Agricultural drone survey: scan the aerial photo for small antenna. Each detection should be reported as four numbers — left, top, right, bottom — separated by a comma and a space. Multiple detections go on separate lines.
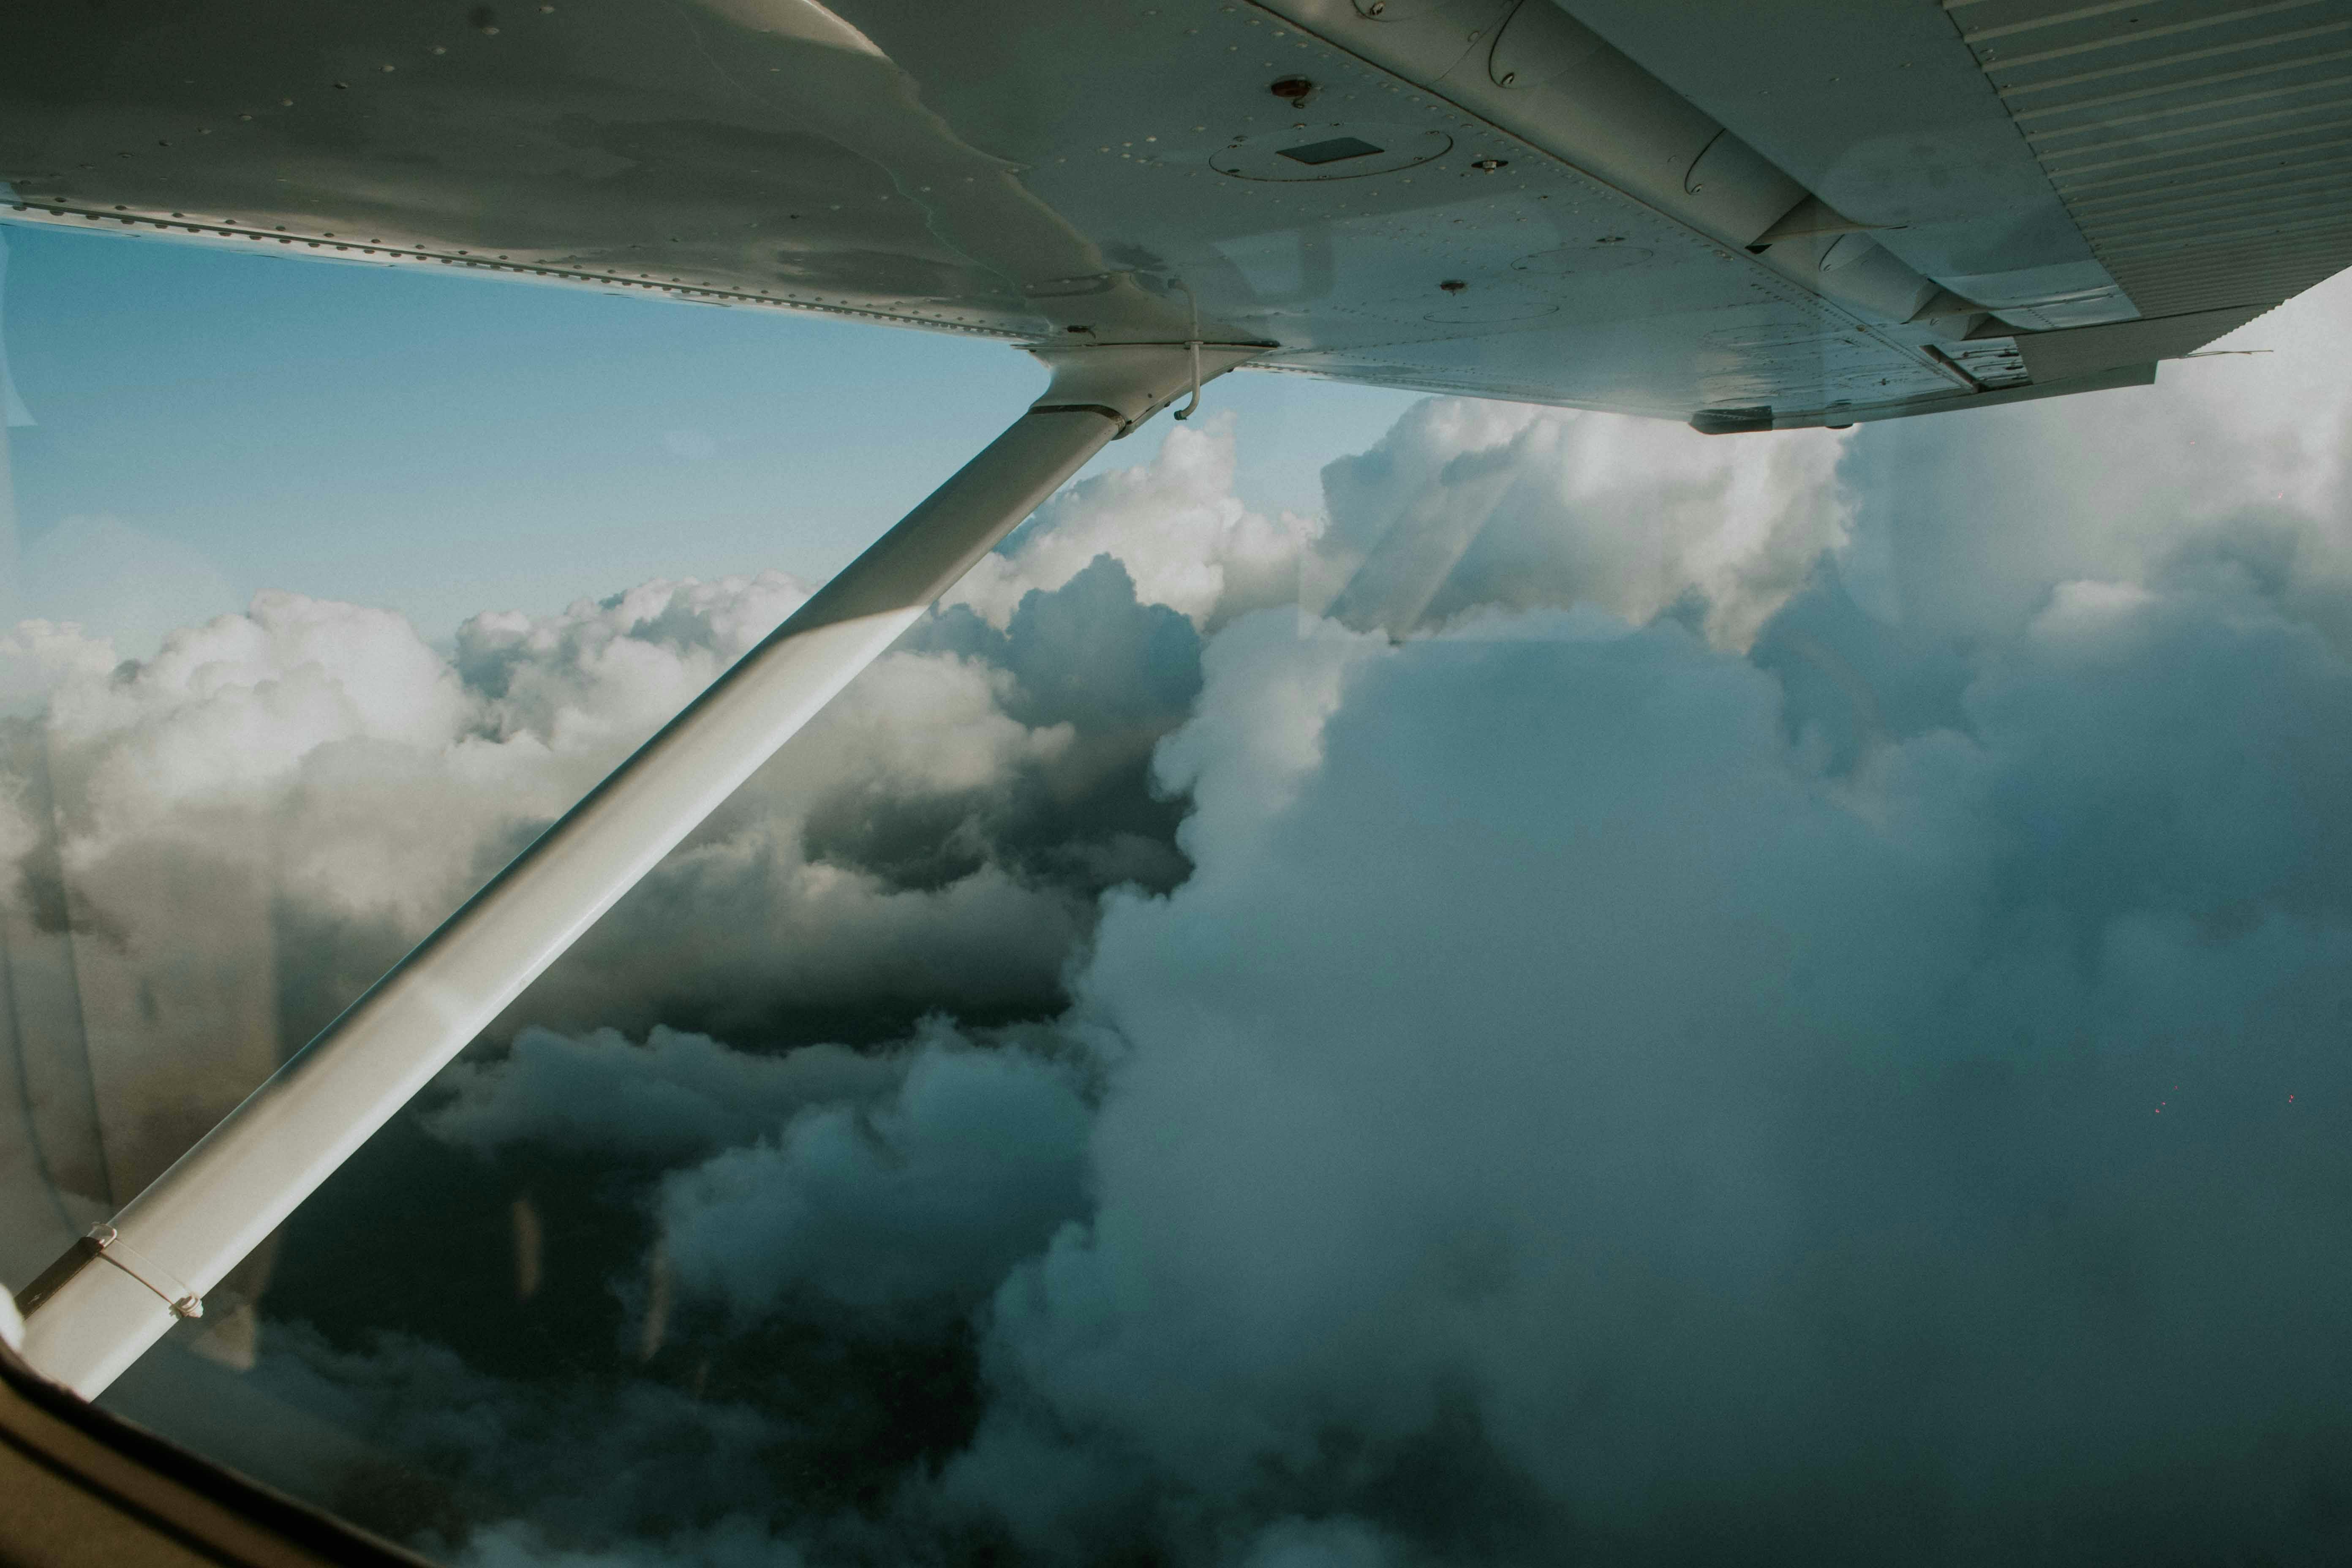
1171, 278, 1203, 420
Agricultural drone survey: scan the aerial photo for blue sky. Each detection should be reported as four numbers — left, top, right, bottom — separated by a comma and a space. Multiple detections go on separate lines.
0, 218, 1418, 649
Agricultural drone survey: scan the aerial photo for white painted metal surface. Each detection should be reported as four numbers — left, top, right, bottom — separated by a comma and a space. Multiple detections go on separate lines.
8, 0, 2334, 431
16, 343, 1251, 1399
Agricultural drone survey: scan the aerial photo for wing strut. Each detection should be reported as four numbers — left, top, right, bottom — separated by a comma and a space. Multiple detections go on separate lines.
15, 342, 1256, 1399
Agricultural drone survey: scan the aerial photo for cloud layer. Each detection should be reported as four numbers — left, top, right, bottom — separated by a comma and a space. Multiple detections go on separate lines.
11, 279, 2352, 1566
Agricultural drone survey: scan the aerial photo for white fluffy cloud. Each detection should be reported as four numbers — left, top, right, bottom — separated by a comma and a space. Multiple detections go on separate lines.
1835, 301, 2352, 655
1311, 395, 1851, 649
947, 411, 1319, 632
0, 547, 1164, 1204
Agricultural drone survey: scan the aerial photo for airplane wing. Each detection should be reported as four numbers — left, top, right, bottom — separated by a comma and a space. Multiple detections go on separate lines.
3, 0, 2340, 433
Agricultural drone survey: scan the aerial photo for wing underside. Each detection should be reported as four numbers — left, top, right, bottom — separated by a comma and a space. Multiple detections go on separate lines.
0, 0, 2342, 430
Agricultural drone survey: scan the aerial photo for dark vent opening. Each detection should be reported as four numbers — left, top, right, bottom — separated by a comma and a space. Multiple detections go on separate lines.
1277, 136, 1384, 167
1689, 405, 1775, 436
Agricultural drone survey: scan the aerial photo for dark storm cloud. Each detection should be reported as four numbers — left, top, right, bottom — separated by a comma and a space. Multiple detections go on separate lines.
956, 587, 2352, 1564
656, 1021, 1094, 1326
426, 1026, 903, 1165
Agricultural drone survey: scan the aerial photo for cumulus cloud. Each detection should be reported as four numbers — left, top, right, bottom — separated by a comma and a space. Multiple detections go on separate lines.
947, 411, 1318, 632
426, 1017, 1095, 1328
0, 534, 1215, 1203
1834, 304, 2352, 657
655, 1020, 1093, 1325
1, 387, 1859, 1185
0, 618, 114, 717
18, 276, 2352, 1566
1311, 397, 1849, 648
425, 1025, 902, 1166
953, 586, 2352, 1560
